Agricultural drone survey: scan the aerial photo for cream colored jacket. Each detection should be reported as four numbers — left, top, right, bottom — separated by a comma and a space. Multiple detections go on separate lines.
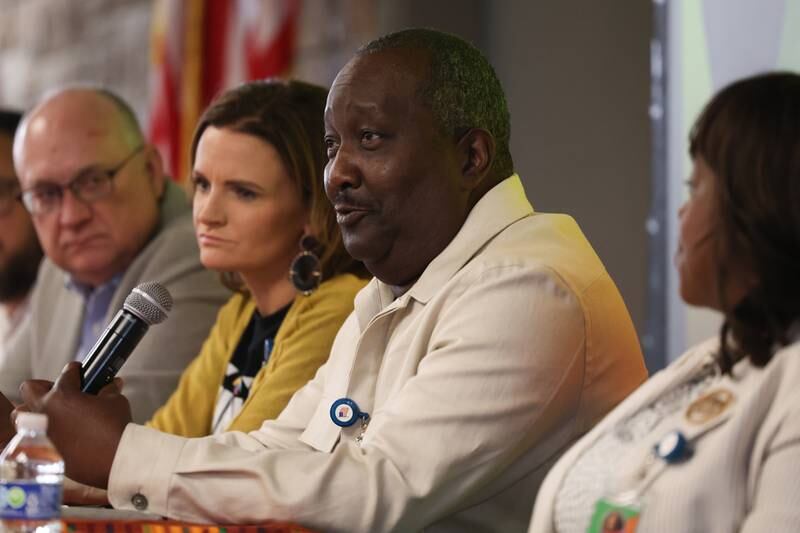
528, 337, 800, 533
107, 175, 646, 532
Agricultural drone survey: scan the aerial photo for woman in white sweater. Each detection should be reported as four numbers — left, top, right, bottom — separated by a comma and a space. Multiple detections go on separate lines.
529, 72, 800, 533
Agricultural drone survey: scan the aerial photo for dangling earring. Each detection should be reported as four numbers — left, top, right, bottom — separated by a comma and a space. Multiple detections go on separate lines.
289, 235, 322, 295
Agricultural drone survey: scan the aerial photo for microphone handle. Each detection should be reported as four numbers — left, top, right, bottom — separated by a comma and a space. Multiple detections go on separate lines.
80, 309, 149, 394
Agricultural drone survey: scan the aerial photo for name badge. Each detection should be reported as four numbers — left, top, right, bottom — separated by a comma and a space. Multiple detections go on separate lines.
587, 497, 640, 533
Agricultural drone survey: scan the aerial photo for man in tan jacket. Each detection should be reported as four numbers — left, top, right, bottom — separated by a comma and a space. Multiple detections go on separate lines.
18, 30, 646, 532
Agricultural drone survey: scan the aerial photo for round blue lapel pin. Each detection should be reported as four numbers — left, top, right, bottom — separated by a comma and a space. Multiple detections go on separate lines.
655, 430, 691, 464
330, 398, 364, 427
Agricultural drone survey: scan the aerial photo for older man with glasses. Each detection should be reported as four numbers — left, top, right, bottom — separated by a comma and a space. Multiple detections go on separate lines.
0, 110, 42, 364
1, 87, 229, 422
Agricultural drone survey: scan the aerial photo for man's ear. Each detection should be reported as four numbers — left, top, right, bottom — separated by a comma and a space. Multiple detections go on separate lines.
143, 144, 166, 199
457, 128, 495, 189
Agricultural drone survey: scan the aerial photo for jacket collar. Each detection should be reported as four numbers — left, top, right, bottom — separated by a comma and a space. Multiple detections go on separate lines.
407, 174, 533, 304
354, 174, 533, 329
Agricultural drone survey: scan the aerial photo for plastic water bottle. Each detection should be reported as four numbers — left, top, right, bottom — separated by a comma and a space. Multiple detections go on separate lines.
0, 413, 64, 533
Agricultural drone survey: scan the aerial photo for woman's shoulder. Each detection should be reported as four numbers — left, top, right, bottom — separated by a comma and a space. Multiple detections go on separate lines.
282, 274, 368, 331
322, 273, 371, 293
301, 273, 369, 306
773, 338, 800, 361
659, 337, 720, 376
751, 339, 800, 402
609, 338, 720, 414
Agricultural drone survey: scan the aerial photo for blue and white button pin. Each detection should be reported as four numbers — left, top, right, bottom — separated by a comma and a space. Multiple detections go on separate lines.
330, 398, 367, 427
655, 430, 690, 464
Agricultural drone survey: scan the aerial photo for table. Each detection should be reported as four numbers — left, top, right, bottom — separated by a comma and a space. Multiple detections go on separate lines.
62, 520, 314, 533
60, 506, 315, 533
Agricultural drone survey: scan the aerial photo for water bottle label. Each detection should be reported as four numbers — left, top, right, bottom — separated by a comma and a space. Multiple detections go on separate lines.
0, 482, 62, 520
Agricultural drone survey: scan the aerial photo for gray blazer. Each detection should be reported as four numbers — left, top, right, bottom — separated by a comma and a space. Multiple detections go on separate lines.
1, 182, 230, 422
528, 337, 800, 533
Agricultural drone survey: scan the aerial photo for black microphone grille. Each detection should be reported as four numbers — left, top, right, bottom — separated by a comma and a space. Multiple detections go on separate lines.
123, 282, 173, 325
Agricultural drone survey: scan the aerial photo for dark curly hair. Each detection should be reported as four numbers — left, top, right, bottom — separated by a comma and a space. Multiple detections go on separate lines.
358, 28, 513, 182
190, 79, 367, 290
689, 72, 800, 372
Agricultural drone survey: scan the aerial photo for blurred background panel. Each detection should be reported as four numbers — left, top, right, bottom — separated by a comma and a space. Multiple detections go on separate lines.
0, 0, 152, 117
0, 0, 376, 180
0, 0, 797, 372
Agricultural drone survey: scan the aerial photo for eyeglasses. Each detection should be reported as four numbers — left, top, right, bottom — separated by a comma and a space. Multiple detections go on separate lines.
20, 145, 144, 216
0, 179, 22, 217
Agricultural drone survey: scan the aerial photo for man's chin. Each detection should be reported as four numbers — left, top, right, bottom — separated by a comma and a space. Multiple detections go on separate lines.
61, 256, 119, 286
359, 254, 416, 287
343, 235, 386, 264
342, 231, 370, 257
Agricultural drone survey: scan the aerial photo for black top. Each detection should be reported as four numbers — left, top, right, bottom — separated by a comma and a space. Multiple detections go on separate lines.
211, 302, 291, 433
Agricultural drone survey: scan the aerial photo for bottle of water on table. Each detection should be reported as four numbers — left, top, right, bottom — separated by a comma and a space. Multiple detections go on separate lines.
0, 413, 64, 533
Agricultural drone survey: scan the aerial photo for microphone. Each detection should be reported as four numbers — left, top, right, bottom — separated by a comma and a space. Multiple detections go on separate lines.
80, 281, 173, 394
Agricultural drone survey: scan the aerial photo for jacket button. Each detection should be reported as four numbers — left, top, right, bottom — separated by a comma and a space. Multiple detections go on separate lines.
131, 493, 148, 510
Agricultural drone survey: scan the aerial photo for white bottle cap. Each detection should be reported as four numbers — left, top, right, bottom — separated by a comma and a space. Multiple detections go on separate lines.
15, 412, 48, 432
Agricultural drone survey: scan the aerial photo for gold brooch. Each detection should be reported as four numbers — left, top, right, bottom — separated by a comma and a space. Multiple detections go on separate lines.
685, 388, 735, 425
